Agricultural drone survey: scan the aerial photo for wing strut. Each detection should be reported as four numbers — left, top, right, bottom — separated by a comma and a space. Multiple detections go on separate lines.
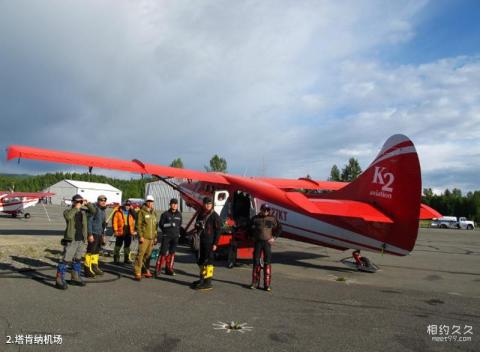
153, 175, 203, 209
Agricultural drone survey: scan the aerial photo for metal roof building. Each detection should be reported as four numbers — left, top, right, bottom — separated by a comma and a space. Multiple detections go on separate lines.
145, 179, 195, 213
44, 179, 122, 206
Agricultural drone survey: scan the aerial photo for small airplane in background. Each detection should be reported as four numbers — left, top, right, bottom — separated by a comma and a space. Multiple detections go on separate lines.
6, 134, 441, 272
0, 191, 54, 218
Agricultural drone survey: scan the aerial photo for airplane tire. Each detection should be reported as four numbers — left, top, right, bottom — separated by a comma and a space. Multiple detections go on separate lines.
360, 257, 371, 267
24, 213, 31, 219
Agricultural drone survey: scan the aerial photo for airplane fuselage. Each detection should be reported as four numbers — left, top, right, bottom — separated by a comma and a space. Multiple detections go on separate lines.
179, 181, 408, 256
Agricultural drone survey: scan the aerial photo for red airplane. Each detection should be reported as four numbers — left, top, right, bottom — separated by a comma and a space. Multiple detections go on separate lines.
6, 134, 440, 271
0, 191, 54, 218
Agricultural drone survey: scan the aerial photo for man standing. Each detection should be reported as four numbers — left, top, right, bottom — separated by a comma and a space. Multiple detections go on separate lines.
192, 197, 221, 291
112, 200, 137, 265
56, 194, 95, 290
84, 195, 108, 278
156, 198, 182, 277
134, 195, 157, 281
249, 204, 282, 292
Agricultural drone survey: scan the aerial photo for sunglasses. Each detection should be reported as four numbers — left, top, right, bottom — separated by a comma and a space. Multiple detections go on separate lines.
99, 199, 107, 202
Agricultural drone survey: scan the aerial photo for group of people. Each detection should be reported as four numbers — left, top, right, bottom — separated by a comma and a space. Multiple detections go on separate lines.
56, 193, 282, 292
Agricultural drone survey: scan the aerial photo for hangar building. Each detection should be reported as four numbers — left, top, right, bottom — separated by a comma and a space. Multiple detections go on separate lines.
44, 179, 122, 205
145, 179, 194, 212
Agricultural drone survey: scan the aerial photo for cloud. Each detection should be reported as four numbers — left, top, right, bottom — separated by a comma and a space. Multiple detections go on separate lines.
0, 0, 479, 191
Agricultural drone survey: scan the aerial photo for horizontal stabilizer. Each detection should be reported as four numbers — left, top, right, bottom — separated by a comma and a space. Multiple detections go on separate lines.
286, 192, 393, 223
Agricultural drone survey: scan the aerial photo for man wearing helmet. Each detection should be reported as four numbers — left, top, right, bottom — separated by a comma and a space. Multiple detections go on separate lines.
249, 203, 282, 291
134, 195, 158, 280
155, 198, 182, 277
56, 194, 96, 290
192, 197, 221, 290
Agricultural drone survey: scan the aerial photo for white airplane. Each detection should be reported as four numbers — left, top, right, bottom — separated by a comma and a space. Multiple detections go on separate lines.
0, 191, 53, 218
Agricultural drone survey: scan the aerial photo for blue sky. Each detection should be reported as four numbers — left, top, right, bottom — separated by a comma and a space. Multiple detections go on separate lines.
384, 0, 480, 64
0, 0, 479, 193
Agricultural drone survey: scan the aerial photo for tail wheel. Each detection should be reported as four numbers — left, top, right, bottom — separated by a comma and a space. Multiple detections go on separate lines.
24, 213, 31, 219
360, 257, 371, 267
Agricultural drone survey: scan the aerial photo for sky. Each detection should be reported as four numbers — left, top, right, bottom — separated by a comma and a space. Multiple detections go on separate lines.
0, 0, 479, 193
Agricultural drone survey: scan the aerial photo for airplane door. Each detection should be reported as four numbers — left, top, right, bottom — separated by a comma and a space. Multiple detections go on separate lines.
214, 190, 229, 219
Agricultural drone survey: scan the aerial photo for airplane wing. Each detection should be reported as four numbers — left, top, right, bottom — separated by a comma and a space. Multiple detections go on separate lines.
1, 192, 54, 199
7, 145, 229, 185
7, 145, 348, 191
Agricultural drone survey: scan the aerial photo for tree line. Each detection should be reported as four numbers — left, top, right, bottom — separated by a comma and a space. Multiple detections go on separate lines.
422, 188, 480, 223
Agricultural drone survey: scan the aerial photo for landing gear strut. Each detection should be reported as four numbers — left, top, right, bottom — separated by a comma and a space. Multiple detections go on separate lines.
341, 250, 379, 273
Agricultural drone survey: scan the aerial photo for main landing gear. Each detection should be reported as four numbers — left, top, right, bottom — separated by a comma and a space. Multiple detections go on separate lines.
11, 212, 30, 219
340, 250, 379, 273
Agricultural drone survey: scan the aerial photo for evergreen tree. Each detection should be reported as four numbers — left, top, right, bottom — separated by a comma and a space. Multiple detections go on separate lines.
329, 165, 341, 181
170, 158, 184, 168
205, 155, 227, 173
340, 158, 362, 182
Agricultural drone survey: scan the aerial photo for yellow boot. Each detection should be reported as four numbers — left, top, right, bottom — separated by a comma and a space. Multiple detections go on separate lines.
91, 254, 104, 276
84, 254, 95, 278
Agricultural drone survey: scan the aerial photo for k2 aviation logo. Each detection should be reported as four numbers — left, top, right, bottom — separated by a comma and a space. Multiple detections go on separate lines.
370, 166, 395, 199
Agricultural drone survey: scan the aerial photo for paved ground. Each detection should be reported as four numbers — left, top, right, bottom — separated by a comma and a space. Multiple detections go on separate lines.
0, 205, 479, 351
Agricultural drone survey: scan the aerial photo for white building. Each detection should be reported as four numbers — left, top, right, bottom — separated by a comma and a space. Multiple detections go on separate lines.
44, 180, 122, 205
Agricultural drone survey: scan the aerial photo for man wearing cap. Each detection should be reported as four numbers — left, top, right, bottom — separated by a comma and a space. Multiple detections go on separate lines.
134, 195, 158, 280
249, 203, 282, 291
112, 200, 137, 265
192, 197, 221, 290
56, 194, 96, 289
156, 198, 182, 277
84, 195, 108, 278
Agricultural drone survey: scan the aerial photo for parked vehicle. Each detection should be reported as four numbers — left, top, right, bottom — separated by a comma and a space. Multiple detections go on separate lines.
431, 216, 475, 230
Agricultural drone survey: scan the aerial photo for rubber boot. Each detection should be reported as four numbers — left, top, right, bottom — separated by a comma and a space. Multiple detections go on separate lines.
155, 255, 166, 278
91, 254, 104, 276
113, 246, 121, 265
191, 265, 205, 288
196, 265, 213, 291
249, 264, 261, 289
124, 247, 132, 264
196, 277, 212, 290
55, 263, 68, 290
70, 261, 86, 287
264, 264, 272, 292
166, 253, 176, 276
84, 254, 96, 278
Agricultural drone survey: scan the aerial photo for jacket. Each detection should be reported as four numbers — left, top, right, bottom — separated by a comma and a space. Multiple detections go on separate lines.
112, 207, 136, 237
87, 203, 107, 235
195, 210, 222, 245
63, 203, 96, 242
159, 209, 182, 237
250, 214, 282, 241
137, 205, 158, 240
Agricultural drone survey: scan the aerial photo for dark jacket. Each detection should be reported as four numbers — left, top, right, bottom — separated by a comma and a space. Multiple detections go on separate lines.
88, 203, 107, 235
250, 214, 282, 241
196, 210, 222, 245
159, 209, 182, 237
